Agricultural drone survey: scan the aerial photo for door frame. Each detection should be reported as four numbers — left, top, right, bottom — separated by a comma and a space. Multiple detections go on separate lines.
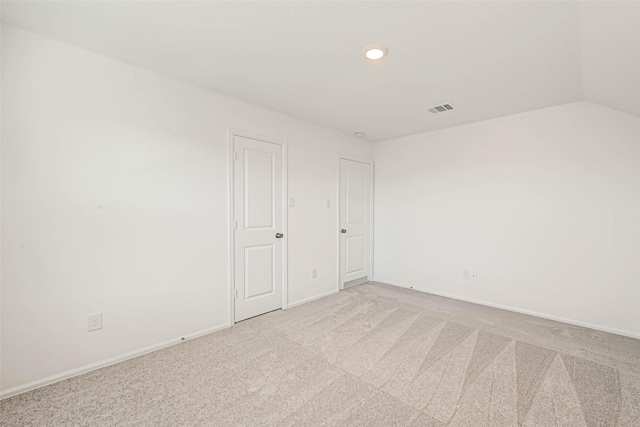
228, 129, 288, 324
336, 154, 374, 291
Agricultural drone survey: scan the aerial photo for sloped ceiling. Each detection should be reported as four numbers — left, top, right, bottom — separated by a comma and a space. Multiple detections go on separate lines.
2, 1, 638, 141
579, 2, 640, 117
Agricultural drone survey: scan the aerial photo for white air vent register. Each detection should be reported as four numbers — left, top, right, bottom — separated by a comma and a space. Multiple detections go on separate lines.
426, 103, 455, 114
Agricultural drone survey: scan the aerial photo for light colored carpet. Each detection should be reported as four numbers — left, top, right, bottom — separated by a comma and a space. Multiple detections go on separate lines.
2, 282, 640, 426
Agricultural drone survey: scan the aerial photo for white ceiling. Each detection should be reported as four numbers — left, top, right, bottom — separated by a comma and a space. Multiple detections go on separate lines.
579, 2, 640, 118
2, 1, 638, 141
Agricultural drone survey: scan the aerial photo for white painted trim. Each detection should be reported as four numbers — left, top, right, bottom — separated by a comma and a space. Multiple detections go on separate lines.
282, 142, 289, 310
370, 161, 375, 282
337, 156, 374, 291
0, 322, 230, 400
228, 130, 236, 326
335, 156, 341, 293
287, 289, 339, 308
374, 278, 640, 340
228, 129, 289, 324
337, 153, 372, 166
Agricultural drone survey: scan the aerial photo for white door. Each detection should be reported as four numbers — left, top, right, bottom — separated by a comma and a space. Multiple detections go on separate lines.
234, 136, 284, 322
339, 158, 372, 288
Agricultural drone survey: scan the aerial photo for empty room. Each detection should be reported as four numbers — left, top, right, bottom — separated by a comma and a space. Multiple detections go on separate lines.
1, 1, 639, 426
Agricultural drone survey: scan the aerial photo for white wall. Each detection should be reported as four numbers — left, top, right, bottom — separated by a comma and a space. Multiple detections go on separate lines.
374, 101, 640, 337
0, 26, 372, 394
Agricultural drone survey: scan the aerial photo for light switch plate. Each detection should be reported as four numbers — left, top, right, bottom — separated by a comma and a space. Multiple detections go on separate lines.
88, 313, 102, 331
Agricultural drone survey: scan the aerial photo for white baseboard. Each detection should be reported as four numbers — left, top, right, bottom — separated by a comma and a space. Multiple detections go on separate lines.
0, 322, 231, 400
373, 278, 640, 340
3, 287, 344, 400
287, 289, 339, 308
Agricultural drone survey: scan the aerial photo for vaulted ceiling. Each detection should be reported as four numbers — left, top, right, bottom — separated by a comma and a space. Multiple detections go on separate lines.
2, 1, 639, 141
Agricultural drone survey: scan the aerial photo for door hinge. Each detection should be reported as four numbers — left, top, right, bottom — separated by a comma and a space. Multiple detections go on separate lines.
235, 289, 238, 299
234, 220, 238, 230
233, 151, 238, 161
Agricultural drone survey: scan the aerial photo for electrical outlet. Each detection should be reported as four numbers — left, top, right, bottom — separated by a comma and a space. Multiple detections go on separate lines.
463, 270, 470, 280
325, 199, 331, 208
288, 197, 295, 207
311, 268, 318, 279
471, 272, 478, 281
88, 313, 102, 332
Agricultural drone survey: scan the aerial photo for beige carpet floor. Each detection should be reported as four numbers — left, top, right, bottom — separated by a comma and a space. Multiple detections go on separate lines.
2, 282, 640, 426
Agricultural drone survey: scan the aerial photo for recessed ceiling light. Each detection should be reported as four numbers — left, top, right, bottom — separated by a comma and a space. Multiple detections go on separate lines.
363, 45, 388, 60
354, 132, 366, 137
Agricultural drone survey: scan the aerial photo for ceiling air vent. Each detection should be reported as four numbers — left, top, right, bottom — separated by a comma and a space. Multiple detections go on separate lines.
426, 103, 455, 114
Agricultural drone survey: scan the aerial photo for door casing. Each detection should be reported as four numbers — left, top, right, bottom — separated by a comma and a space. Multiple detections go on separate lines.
229, 129, 288, 324
337, 155, 374, 291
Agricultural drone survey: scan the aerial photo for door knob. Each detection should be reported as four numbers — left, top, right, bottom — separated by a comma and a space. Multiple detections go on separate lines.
341, 229, 347, 234
275, 233, 283, 238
